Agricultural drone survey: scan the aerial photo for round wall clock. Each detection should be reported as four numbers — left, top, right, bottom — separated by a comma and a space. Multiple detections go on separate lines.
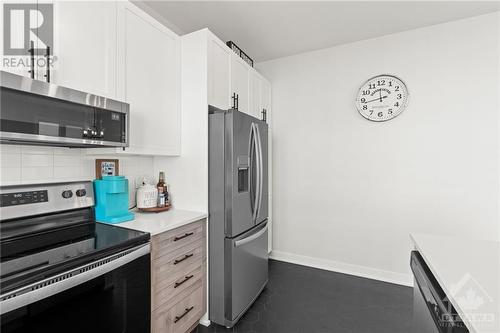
355, 74, 409, 122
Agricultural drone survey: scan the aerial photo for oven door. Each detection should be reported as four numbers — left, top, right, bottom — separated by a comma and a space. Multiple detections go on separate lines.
0, 245, 150, 333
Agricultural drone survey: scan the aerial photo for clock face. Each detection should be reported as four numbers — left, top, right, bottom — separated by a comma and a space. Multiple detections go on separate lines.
355, 75, 409, 122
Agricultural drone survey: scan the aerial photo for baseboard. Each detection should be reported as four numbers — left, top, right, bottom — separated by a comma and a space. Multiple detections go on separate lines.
199, 313, 210, 327
270, 250, 413, 287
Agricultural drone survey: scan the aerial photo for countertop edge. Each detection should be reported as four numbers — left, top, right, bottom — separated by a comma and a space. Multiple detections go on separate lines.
410, 234, 478, 333
119, 210, 208, 236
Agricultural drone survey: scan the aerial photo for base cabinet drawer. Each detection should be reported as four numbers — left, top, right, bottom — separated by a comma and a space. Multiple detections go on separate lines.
153, 265, 204, 311
152, 240, 205, 290
153, 287, 204, 333
152, 221, 204, 259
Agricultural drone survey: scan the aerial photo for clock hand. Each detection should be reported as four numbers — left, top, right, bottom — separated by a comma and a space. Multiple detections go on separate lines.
364, 95, 388, 103
379, 89, 382, 102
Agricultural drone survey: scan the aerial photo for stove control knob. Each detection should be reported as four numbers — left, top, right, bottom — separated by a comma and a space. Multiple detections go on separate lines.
76, 189, 87, 197
62, 190, 73, 199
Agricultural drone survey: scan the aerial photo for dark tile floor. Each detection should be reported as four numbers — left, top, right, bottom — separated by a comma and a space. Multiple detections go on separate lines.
193, 259, 413, 333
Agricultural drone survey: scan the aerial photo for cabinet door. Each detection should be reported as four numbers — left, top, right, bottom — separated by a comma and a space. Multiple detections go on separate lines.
116, 2, 181, 156
208, 36, 231, 110
260, 79, 272, 252
52, 1, 117, 98
230, 55, 249, 114
249, 71, 262, 120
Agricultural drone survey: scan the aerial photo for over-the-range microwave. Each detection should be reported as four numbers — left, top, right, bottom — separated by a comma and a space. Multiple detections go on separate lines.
0, 71, 129, 148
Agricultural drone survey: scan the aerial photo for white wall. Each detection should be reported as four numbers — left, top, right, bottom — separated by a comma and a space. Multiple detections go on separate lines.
0, 145, 154, 206
257, 12, 500, 285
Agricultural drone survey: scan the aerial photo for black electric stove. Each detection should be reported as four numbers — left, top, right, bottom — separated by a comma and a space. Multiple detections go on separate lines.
0, 181, 151, 333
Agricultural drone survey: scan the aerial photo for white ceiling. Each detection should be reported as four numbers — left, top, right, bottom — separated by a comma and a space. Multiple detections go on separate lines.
141, 1, 500, 62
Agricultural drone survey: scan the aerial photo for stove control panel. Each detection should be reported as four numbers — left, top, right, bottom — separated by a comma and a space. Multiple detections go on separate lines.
1, 190, 48, 207
0, 181, 94, 220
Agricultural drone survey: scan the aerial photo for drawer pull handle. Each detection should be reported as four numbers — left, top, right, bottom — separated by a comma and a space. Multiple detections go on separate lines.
174, 274, 194, 288
174, 232, 194, 242
174, 306, 194, 323
174, 253, 193, 265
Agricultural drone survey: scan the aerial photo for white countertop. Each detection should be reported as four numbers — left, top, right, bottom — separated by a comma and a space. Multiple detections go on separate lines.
119, 209, 207, 236
411, 234, 500, 333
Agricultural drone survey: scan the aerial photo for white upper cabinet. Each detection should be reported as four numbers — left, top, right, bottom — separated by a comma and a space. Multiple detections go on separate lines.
208, 35, 231, 110
249, 71, 263, 120
115, 2, 181, 156
230, 55, 250, 113
261, 78, 271, 121
52, 1, 117, 98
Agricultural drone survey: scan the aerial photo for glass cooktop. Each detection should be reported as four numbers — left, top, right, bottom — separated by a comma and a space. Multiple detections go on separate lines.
0, 208, 149, 294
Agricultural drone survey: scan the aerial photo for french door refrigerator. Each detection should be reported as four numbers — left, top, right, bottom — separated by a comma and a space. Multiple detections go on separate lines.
209, 106, 268, 328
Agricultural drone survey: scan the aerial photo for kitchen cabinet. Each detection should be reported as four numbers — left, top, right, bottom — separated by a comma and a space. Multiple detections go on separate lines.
114, 2, 181, 156
151, 220, 207, 333
260, 79, 272, 252
249, 71, 262, 119
208, 35, 231, 110
51, 1, 117, 98
230, 55, 250, 113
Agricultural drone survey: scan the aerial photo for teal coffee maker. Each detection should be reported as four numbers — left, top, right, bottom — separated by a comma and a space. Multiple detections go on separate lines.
94, 176, 134, 223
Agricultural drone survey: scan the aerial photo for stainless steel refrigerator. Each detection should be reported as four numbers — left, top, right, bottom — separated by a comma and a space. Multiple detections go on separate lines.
209, 106, 268, 328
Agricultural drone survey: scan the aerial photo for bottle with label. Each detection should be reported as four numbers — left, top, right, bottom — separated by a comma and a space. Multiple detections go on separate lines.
157, 171, 167, 207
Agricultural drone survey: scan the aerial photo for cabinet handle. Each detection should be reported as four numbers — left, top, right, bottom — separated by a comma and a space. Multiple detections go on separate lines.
173, 232, 194, 242
262, 108, 267, 122
236, 94, 239, 110
231, 93, 236, 109
174, 253, 193, 265
174, 274, 194, 288
44, 46, 50, 83
174, 306, 194, 323
28, 41, 35, 79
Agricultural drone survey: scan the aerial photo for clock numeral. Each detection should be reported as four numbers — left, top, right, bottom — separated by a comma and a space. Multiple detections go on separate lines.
362, 105, 367, 110
388, 81, 393, 87
378, 112, 383, 118
369, 110, 373, 115
361, 98, 366, 103
397, 94, 402, 99
368, 83, 376, 89
388, 109, 393, 115
377, 80, 385, 86
394, 102, 399, 107
362, 90, 370, 95
395, 86, 400, 92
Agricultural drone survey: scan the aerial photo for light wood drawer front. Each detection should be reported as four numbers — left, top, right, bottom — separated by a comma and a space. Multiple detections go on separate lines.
153, 265, 203, 311
152, 221, 204, 259
153, 286, 204, 333
153, 239, 204, 288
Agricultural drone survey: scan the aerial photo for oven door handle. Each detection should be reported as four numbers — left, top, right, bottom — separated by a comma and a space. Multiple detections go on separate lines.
0, 243, 150, 315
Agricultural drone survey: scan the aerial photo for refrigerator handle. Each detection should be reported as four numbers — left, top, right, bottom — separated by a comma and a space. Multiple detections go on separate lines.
249, 123, 257, 222
252, 123, 261, 223
234, 222, 268, 248
255, 124, 264, 221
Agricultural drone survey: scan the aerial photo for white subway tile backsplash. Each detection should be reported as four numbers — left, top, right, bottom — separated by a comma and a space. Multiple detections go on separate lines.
1, 154, 21, 168
53, 147, 82, 156
22, 154, 53, 167
0, 145, 21, 154
53, 166, 83, 181
54, 155, 81, 167
1, 167, 21, 183
22, 166, 53, 181
21, 146, 54, 155
1, 145, 155, 198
